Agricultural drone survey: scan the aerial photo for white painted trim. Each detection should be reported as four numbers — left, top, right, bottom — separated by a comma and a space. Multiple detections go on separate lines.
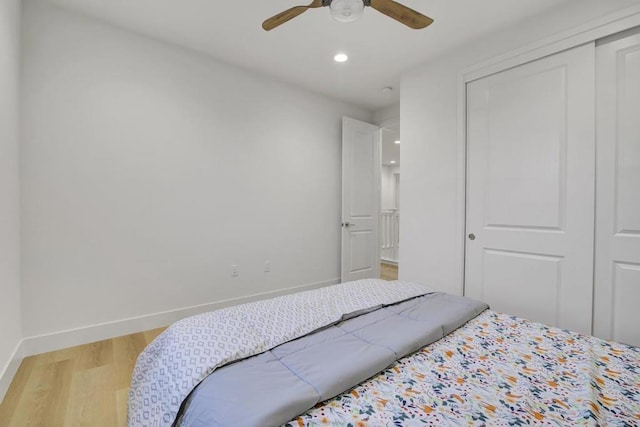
21, 278, 340, 357
380, 118, 400, 269
463, 4, 640, 83
375, 129, 383, 279
456, 4, 640, 297
0, 340, 24, 403
456, 71, 467, 297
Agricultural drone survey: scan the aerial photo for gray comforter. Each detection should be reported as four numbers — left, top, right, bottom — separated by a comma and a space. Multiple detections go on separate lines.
176, 292, 488, 426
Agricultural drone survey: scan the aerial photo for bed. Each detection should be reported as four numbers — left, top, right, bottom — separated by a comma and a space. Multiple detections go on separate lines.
128, 279, 640, 426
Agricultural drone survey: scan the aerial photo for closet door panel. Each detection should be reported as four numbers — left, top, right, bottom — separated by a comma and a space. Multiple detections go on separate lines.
594, 30, 640, 346
465, 43, 595, 335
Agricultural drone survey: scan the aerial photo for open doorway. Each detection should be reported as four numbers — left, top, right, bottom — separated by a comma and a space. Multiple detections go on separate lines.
380, 124, 399, 281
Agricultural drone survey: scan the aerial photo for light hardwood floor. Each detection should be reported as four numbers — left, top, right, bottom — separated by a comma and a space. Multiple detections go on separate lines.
1, 269, 400, 426
0, 327, 165, 427
380, 261, 398, 281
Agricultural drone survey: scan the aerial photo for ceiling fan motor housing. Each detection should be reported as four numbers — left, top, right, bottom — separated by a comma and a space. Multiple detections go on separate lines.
323, 0, 372, 5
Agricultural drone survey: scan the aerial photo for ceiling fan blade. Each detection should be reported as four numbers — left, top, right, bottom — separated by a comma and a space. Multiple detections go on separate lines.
369, 0, 433, 29
262, 0, 324, 31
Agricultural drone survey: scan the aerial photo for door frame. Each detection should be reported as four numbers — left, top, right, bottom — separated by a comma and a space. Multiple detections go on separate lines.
456, 5, 640, 296
379, 118, 400, 270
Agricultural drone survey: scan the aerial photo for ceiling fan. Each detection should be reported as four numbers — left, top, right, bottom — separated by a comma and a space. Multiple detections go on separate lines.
262, 0, 434, 31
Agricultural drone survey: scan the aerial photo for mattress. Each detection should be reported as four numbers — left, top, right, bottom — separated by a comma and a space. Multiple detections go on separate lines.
128, 279, 439, 426
128, 280, 640, 426
175, 291, 486, 426
287, 310, 640, 426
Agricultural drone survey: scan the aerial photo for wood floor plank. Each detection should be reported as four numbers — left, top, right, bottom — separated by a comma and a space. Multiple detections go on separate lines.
65, 365, 117, 427
113, 332, 147, 390
43, 359, 74, 426
381, 262, 398, 281
116, 387, 129, 427
143, 327, 166, 345
0, 328, 165, 426
76, 339, 114, 370
8, 360, 68, 427
0, 356, 36, 426
8, 362, 51, 426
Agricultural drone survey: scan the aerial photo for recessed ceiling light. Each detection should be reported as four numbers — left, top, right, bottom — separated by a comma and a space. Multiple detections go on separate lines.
390, 160, 396, 164
334, 53, 348, 63
394, 140, 401, 144
381, 87, 393, 94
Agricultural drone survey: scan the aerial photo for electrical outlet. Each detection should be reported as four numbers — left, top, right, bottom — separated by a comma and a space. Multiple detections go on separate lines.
264, 261, 271, 273
231, 264, 239, 277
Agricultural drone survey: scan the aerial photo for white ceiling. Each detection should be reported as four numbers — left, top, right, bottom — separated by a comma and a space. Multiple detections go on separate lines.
45, 0, 576, 110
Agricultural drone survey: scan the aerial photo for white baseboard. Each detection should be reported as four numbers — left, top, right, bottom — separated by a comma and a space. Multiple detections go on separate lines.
0, 340, 24, 403
21, 278, 340, 357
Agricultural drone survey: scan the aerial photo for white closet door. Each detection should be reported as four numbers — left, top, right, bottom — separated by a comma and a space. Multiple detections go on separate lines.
594, 31, 640, 347
465, 43, 595, 334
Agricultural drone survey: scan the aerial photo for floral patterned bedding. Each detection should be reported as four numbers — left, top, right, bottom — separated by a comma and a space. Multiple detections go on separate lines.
286, 311, 640, 426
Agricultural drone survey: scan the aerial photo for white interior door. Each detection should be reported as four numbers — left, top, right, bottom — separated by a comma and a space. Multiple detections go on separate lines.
593, 30, 640, 346
341, 116, 380, 282
465, 43, 596, 334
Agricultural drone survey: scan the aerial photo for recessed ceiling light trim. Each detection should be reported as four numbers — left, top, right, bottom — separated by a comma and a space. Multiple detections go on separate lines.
334, 53, 349, 63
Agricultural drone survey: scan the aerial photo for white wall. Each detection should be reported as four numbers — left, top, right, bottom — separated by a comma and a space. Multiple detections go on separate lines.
400, 0, 640, 293
373, 104, 399, 126
0, 0, 22, 399
20, 0, 372, 340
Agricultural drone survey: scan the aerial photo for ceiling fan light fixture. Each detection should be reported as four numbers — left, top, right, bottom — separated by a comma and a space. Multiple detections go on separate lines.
329, 0, 364, 23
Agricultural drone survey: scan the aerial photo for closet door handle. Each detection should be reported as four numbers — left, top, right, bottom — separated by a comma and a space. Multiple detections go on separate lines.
468, 233, 476, 241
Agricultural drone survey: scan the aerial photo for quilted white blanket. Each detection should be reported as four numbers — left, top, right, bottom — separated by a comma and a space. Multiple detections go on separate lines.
127, 279, 432, 426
